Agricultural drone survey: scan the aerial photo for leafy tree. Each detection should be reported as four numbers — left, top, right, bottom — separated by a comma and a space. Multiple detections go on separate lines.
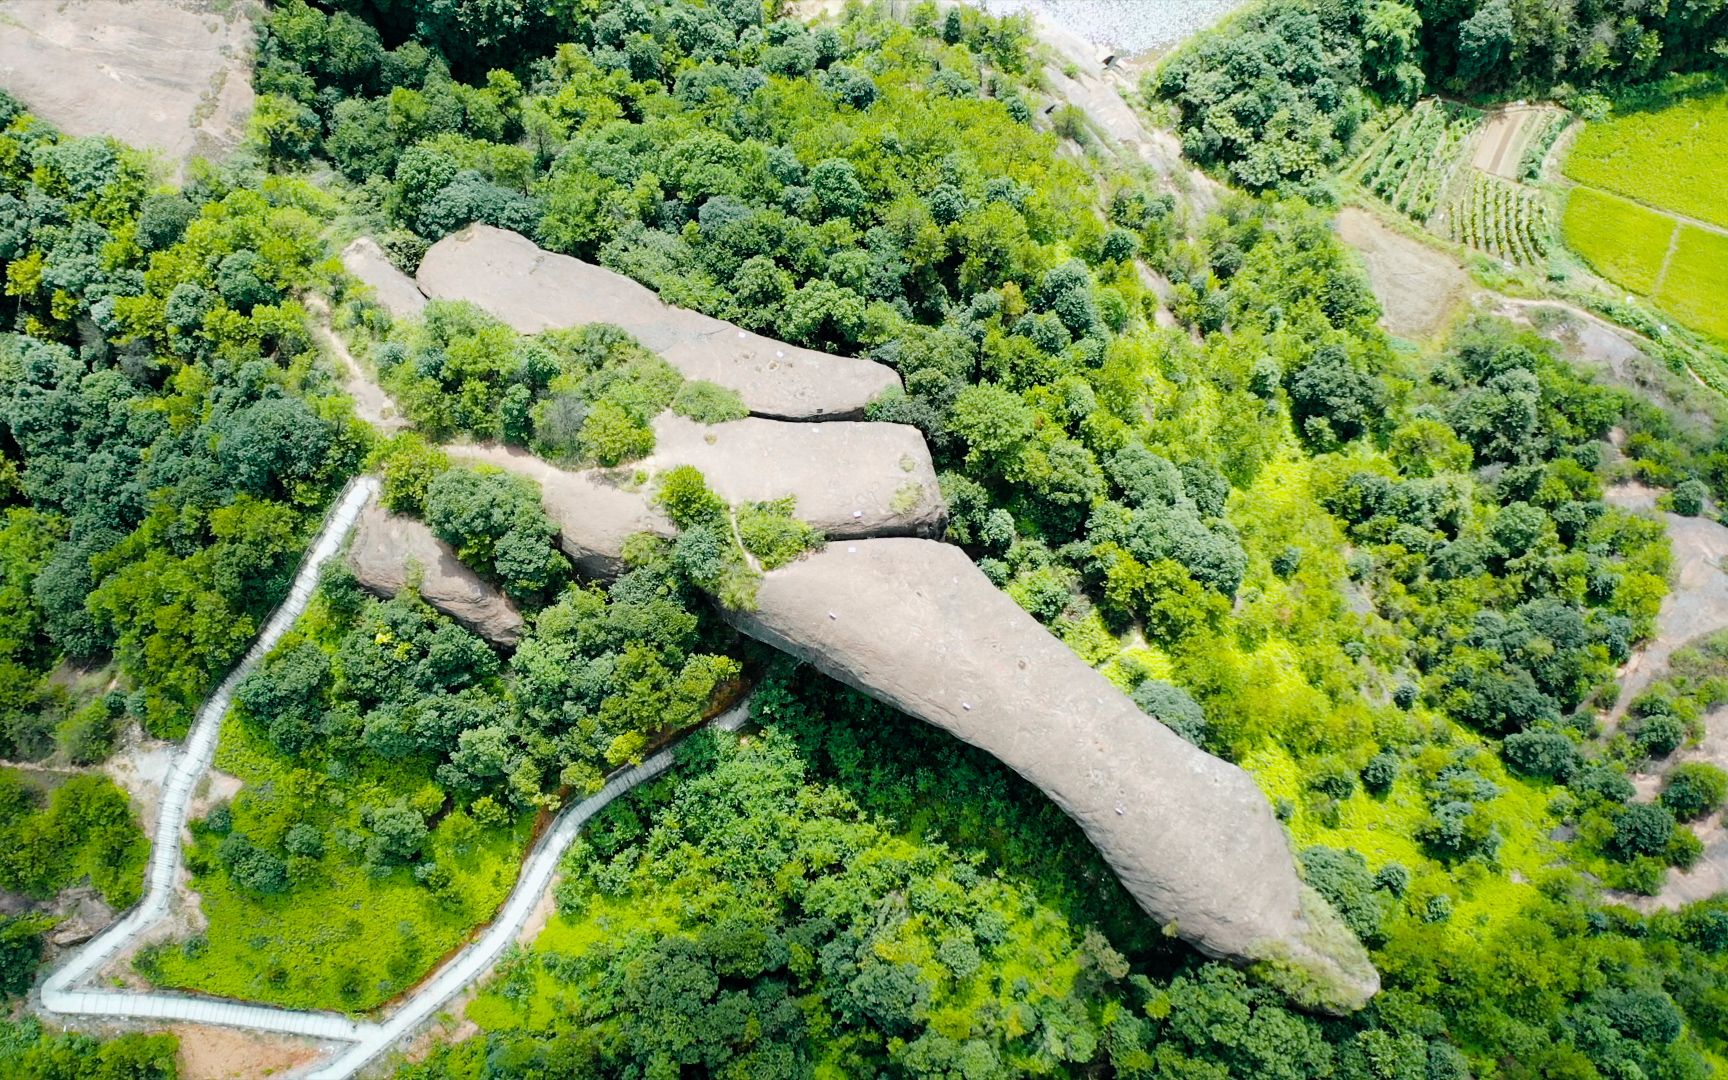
1660, 763, 1728, 822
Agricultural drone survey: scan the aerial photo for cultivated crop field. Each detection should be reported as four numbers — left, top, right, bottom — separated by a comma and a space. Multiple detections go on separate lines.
1655, 227, 1728, 342
1449, 172, 1550, 266
1564, 81, 1728, 230
1356, 100, 1481, 223
1562, 187, 1677, 295
1560, 80, 1728, 343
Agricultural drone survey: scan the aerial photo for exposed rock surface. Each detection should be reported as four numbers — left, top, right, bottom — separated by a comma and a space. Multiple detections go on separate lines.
724, 538, 1378, 1011
447, 411, 945, 570
416, 225, 901, 420
643, 414, 945, 538
0, 0, 255, 174
342, 237, 427, 321
346, 495, 524, 647
443, 443, 674, 579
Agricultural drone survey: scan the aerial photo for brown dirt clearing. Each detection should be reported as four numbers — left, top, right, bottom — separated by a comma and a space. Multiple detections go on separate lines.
170, 1024, 323, 1080
1336, 207, 1472, 340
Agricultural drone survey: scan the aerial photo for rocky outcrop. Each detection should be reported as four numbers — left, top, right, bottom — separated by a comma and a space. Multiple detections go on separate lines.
0, 0, 254, 175
443, 444, 674, 579
346, 496, 524, 647
342, 238, 427, 321
720, 538, 1381, 1014
642, 414, 945, 538
415, 225, 902, 420
446, 411, 945, 571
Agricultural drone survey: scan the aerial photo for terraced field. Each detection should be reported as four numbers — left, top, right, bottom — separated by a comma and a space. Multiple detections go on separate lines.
1655, 227, 1728, 341
1562, 187, 1677, 294
1564, 83, 1728, 230
1356, 100, 1481, 222
1560, 81, 1728, 342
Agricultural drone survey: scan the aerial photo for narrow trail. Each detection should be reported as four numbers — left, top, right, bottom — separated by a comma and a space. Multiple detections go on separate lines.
1653, 220, 1684, 295
36, 472, 749, 1076
38, 477, 380, 1045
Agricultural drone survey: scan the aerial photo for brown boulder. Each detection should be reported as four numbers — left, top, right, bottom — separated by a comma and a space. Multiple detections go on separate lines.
346, 496, 524, 647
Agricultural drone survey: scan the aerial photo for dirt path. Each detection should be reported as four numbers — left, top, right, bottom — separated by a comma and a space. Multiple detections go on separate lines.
1653, 221, 1685, 295
305, 297, 405, 433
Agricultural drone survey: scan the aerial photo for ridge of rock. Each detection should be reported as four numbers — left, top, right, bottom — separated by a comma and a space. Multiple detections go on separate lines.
721, 537, 1380, 1013
415, 225, 901, 420
341, 237, 427, 321
345, 494, 524, 647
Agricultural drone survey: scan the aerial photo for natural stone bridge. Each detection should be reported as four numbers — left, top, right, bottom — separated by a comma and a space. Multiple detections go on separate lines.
345, 225, 1381, 1012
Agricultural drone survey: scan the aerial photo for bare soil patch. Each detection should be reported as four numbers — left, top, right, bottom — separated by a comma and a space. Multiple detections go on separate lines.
104, 723, 174, 843
0, 0, 256, 174
1602, 483, 1728, 725
1336, 207, 1472, 340
1471, 105, 1555, 180
171, 1023, 323, 1080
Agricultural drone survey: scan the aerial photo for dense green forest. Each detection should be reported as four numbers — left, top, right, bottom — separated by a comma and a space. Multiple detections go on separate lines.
2, 0, 1728, 1075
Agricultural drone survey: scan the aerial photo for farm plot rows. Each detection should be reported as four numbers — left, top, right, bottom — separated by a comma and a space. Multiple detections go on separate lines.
1358, 100, 1482, 222
1563, 80, 1728, 230
1449, 172, 1550, 266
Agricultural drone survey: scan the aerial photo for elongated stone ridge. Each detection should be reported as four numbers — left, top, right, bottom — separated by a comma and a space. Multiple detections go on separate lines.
346, 494, 523, 646
416, 225, 901, 419
720, 538, 1381, 1013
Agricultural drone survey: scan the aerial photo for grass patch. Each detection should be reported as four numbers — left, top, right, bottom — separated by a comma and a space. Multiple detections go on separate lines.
1654, 226, 1728, 343
1563, 82, 1728, 229
1562, 187, 1675, 295
145, 710, 530, 1012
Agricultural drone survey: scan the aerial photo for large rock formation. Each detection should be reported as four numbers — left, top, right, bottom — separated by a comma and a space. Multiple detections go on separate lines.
722, 538, 1380, 1013
0, 0, 254, 173
346, 495, 524, 647
341, 238, 427, 321
446, 411, 945, 571
416, 225, 902, 420
642, 414, 945, 539
450, 436, 1378, 1009
443, 444, 674, 579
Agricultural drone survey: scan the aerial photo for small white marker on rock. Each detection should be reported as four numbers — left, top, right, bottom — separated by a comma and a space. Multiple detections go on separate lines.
962, 702, 972, 711
1115, 802, 1125, 816
828, 611, 837, 620
737, 330, 747, 338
